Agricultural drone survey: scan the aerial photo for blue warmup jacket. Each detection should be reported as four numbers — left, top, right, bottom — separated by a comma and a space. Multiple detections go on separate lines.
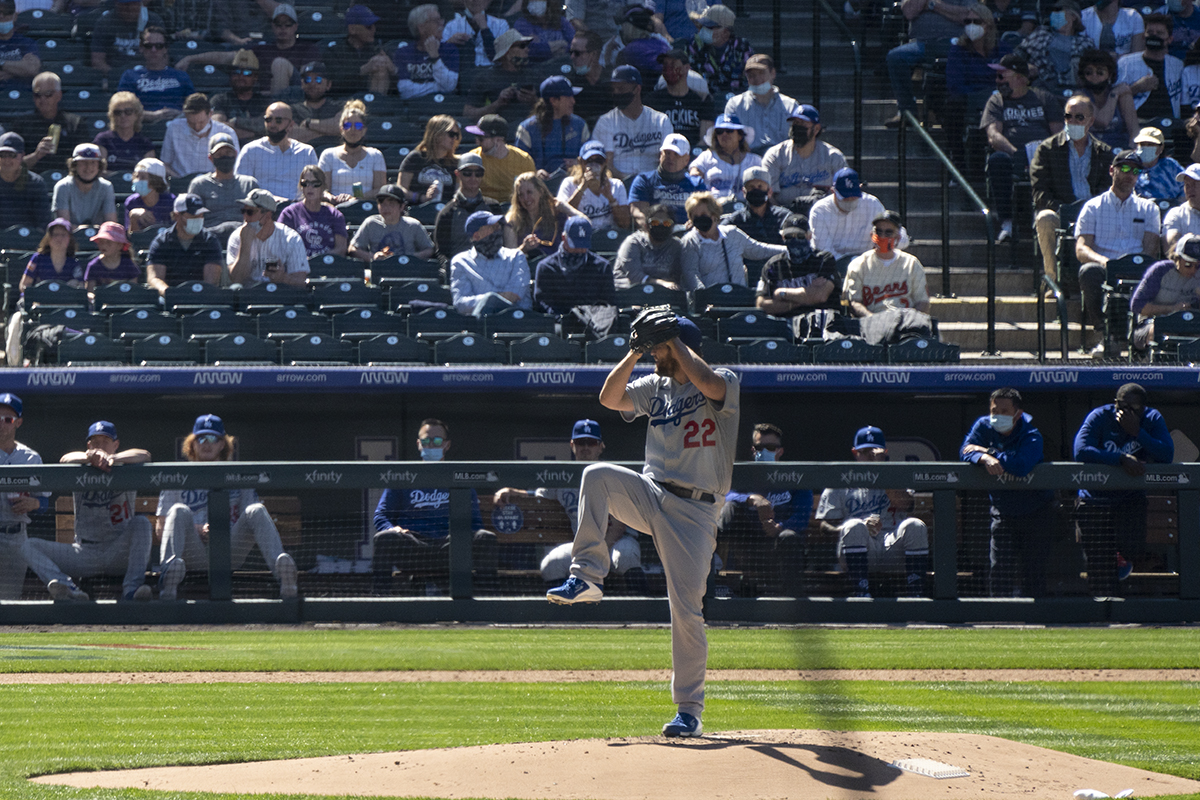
373, 488, 483, 538
960, 412, 1054, 516
1073, 404, 1173, 503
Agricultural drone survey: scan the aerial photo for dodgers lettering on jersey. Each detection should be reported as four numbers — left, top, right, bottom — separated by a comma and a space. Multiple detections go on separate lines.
74, 489, 138, 542
816, 487, 907, 532
408, 488, 449, 509
156, 488, 256, 528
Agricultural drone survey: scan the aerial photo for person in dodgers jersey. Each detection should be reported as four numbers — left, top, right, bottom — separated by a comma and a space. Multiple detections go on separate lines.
0, 393, 50, 601
156, 414, 298, 601
23, 421, 154, 602
547, 315, 740, 739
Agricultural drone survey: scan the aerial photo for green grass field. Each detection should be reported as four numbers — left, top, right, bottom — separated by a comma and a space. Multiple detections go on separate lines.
1, 625, 1198, 800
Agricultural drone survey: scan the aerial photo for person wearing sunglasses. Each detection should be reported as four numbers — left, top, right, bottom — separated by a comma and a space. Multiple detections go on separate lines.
1128, 232, 1200, 354
567, 31, 612, 129
227, 187, 311, 287
613, 202, 683, 289
233, 102, 319, 202
467, 114, 536, 206
23, 421, 153, 604
0, 393, 47, 601
14, 72, 89, 175
209, 50, 268, 145
160, 93, 239, 179
316, 100, 386, 205
504, 170, 588, 257
290, 62, 343, 148
371, 418, 497, 596
433, 152, 504, 262
400, 114, 463, 205
176, 4, 320, 96
843, 209, 931, 318
1075, 149, 1162, 358
277, 165, 349, 257
157, 415, 298, 602
116, 26, 195, 125
394, 4, 460, 100
558, 139, 631, 232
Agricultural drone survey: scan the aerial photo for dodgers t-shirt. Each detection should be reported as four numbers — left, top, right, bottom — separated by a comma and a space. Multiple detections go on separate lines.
629, 169, 707, 224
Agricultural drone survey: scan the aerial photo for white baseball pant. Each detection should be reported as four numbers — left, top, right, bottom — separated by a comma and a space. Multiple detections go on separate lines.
23, 517, 153, 597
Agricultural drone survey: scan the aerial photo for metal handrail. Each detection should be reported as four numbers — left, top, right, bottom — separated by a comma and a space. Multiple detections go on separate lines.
897, 111, 998, 354
1036, 274, 1070, 362
810, 0, 863, 169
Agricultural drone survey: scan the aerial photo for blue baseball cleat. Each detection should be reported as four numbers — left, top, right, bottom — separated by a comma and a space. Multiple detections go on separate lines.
662, 712, 702, 737
546, 575, 603, 605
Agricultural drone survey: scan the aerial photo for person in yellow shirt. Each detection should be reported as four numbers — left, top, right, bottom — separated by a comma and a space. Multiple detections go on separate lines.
467, 114, 536, 201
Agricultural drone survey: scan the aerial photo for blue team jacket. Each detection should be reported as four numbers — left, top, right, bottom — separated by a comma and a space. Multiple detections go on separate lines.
1073, 404, 1173, 502
960, 412, 1054, 516
373, 488, 483, 538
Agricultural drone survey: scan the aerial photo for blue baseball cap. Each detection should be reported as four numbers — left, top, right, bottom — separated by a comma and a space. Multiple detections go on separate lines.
833, 167, 862, 199
611, 64, 642, 84
788, 103, 820, 123
0, 392, 21, 417
853, 425, 886, 451
572, 419, 602, 440
345, 4, 380, 26
87, 421, 118, 441
540, 75, 582, 98
193, 414, 225, 437
579, 140, 606, 161
465, 210, 505, 239
677, 317, 702, 351
563, 216, 593, 249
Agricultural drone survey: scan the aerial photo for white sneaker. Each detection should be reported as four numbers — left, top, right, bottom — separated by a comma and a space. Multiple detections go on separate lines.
276, 553, 298, 599
47, 579, 89, 602
159, 557, 185, 601
1090, 342, 1108, 360
997, 220, 1013, 242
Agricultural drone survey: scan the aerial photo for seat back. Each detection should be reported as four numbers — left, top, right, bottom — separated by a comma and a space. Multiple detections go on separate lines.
433, 331, 505, 364
508, 333, 583, 364
58, 332, 127, 365
736, 338, 810, 365
357, 333, 432, 364
370, 254, 442, 282
237, 281, 312, 312
408, 306, 480, 336
131, 332, 202, 364
307, 253, 366, 281
256, 307, 333, 338
38, 307, 106, 332
812, 337, 886, 363
484, 307, 557, 336
204, 333, 279, 365
584, 332, 632, 363
389, 279, 453, 310
693, 282, 757, 314
279, 332, 355, 365
162, 281, 235, 314
313, 280, 384, 312
94, 281, 159, 312
108, 308, 180, 340
887, 337, 961, 363
716, 310, 791, 342
615, 283, 688, 311
24, 280, 89, 313
181, 308, 257, 340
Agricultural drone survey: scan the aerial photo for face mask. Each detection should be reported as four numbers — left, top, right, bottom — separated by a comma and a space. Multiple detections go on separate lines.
872, 231, 896, 255
693, 215, 713, 232
526, 0, 547, 14
835, 196, 859, 213
1136, 145, 1156, 165
997, 82, 1014, 97
753, 448, 777, 462
989, 413, 1015, 435
511, 55, 529, 67
132, 179, 150, 195
790, 125, 811, 146
964, 23, 985, 41
749, 80, 772, 95
0, 21, 13, 34
697, 26, 714, 46
1084, 78, 1110, 93
475, 230, 504, 258
1049, 11, 1067, 29
1145, 34, 1166, 50
211, 155, 236, 173
648, 223, 673, 242
246, 220, 262, 233
1094, 0, 1114, 9
574, 63, 590, 75
184, 217, 204, 235
613, 91, 635, 109
267, 128, 288, 143
420, 447, 443, 461
745, 188, 768, 207
561, 250, 588, 269
1067, 122, 1088, 141
786, 237, 813, 262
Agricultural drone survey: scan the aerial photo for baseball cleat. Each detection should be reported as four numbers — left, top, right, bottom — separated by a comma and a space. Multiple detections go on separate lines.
276, 553, 298, 599
47, 579, 89, 602
546, 575, 603, 605
158, 557, 185, 601
662, 712, 702, 738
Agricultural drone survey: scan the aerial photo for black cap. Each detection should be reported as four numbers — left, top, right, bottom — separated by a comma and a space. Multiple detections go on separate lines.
1113, 149, 1144, 169
994, 53, 1029, 78
656, 48, 689, 64
779, 213, 809, 237
872, 210, 903, 228
300, 61, 327, 76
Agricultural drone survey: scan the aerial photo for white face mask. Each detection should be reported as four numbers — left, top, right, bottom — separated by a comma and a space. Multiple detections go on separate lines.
753, 448, 777, 462
749, 81, 772, 95
526, 0, 547, 14
835, 196, 859, 213
1066, 122, 1088, 141
988, 413, 1015, 435
420, 447, 444, 461
184, 217, 204, 235
964, 23, 985, 41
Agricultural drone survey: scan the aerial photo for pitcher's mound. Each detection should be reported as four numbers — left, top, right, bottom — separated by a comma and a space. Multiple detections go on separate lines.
34, 729, 1200, 800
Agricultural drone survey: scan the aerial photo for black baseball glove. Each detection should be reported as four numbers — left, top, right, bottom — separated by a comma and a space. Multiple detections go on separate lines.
629, 305, 680, 353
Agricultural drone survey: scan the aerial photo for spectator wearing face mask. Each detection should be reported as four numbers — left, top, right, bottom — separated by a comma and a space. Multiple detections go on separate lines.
1132, 126, 1185, 201
613, 202, 684, 289
680, 191, 787, 290
188, 132, 261, 241
684, 5, 753, 96
843, 210, 930, 318
943, 5, 1008, 182
629, 134, 707, 227
1011, 0, 1094, 97
593, 65, 674, 181
722, 167, 790, 247
451, 209, 533, 316
761, 103, 848, 215
1117, 14, 1184, 122
754, 213, 841, 323
1163, 0, 1200, 62
809, 168, 904, 275
146, 193, 224, 294
533, 216, 615, 315
724, 54, 799, 154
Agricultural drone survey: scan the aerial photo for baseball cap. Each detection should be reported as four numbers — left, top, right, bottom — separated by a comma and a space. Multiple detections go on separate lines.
744, 53, 774, 72
833, 167, 862, 199
231, 49, 260, 70
676, 317, 703, 351
540, 75, 582, 98
345, 4, 380, 26
0, 131, 25, 155
0, 0, 14, 10
465, 209, 504, 239
579, 140, 606, 161
1175, 233, 1200, 263
1134, 126, 1165, 146
182, 92, 211, 113
623, 5, 655, 30
610, 64, 642, 84
90, 221, 130, 246
193, 414, 225, 437
300, 61, 327, 76
742, 165, 769, 186
780, 213, 809, 239
47, 217, 72, 233
873, 209, 903, 228
989, 52, 1029, 77
376, 183, 406, 203
1176, 163, 1200, 182
273, 2, 297, 21
699, 3, 736, 27
87, 421, 118, 441
466, 114, 509, 138
237, 188, 278, 212
209, 132, 237, 155
704, 113, 756, 149
563, 216, 593, 248
0, 392, 22, 417
853, 425, 886, 451
788, 103, 819, 123
492, 28, 533, 61
174, 193, 209, 215
134, 157, 167, 180
657, 47, 689, 64
71, 143, 103, 161
1112, 149, 1143, 169
660, 133, 690, 155
457, 152, 485, 171
572, 419, 602, 441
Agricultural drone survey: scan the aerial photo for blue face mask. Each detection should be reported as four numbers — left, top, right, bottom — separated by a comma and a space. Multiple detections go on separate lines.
0, 20, 14, 34
420, 447, 443, 462
1049, 11, 1067, 29
697, 26, 714, 46
753, 447, 777, 462
989, 414, 1015, 435
132, 179, 150, 195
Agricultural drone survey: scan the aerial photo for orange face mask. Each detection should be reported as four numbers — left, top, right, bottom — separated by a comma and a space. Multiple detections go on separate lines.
872, 232, 896, 255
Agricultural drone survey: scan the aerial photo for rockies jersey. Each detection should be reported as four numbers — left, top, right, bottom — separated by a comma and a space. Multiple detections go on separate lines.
74, 489, 139, 543
843, 250, 929, 313
815, 487, 910, 533
157, 488, 258, 529
623, 368, 741, 496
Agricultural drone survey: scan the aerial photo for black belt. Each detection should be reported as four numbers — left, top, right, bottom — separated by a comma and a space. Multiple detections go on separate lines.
654, 480, 716, 504
0, 524, 24, 534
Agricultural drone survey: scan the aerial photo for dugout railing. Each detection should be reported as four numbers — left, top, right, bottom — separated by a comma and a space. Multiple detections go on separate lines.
0, 460, 1197, 625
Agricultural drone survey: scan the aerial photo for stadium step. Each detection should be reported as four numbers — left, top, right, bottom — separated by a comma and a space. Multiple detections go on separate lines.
935, 320, 1088, 354
930, 295, 1082, 324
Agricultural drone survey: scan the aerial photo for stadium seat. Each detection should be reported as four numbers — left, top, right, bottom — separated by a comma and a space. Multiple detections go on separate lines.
256, 307, 332, 339
108, 308, 180, 341
180, 308, 257, 340
693, 282, 757, 314
94, 281, 159, 312
39, 167, 68, 185
737, 338, 810, 364
58, 87, 106, 113
1102, 254, 1152, 352
483, 307, 557, 337
307, 253, 365, 281
336, 200, 377, 227
370, 254, 442, 283
131, 332, 202, 365
313, 280, 384, 313
406, 201, 444, 227
2, 87, 34, 115
812, 338, 886, 363
389, 279, 452, 310
204, 333, 280, 366
590, 227, 629, 255
508, 333, 583, 364
58, 64, 106, 88
296, 7, 346, 36
23, 280, 88, 313
716, 310, 790, 342
584, 332, 632, 362
163, 281, 236, 314
699, 336, 739, 364
331, 307, 405, 340
433, 331, 505, 364
237, 281, 312, 313
407, 306, 480, 336
279, 333, 355, 365
887, 337, 961, 363
71, 227, 100, 253
57, 332, 127, 366
615, 283, 687, 311
0, 225, 42, 251
18, 9, 73, 35
357, 333, 433, 365
38, 307, 105, 332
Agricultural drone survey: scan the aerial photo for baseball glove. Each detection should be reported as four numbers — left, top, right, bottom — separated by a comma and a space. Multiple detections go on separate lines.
629, 305, 680, 353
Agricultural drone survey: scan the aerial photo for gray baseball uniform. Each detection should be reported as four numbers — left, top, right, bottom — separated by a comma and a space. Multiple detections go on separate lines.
0, 442, 45, 600
815, 487, 928, 574
537, 486, 642, 582
569, 368, 741, 718
157, 488, 286, 578
23, 489, 153, 597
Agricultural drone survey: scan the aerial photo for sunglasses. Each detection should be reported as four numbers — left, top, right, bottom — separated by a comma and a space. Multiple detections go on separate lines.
299, 180, 323, 187
233, 68, 256, 76
460, 168, 484, 177
569, 49, 589, 56
963, 16, 983, 23
1116, 164, 1141, 174
241, 207, 261, 215
303, 75, 325, 84
264, 115, 291, 124
0, 415, 18, 424
874, 227, 899, 236
113, 108, 138, 116
1064, 112, 1088, 122
342, 120, 365, 130
142, 41, 168, 49
195, 433, 221, 444
648, 219, 674, 228
419, 436, 446, 446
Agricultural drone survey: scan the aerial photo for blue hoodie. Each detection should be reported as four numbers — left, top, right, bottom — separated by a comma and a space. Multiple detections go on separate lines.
373, 488, 483, 538
960, 411, 1054, 516
1073, 404, 1173, 503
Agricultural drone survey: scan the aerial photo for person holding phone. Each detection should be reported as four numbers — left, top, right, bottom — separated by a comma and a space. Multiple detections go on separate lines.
226, 188, 310, 288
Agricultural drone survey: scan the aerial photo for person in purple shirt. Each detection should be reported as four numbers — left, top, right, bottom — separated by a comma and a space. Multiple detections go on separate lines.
94, 93, 158, 174
276, 165, 349, 257
124, 158, 175, 232
511, 0, 575, 62
0, 0, 40, 87
1128, 234, 1200, 351
1073, 382, 1174, 596
84, 221, 141, 289
20, 218, 84, 292
116, 27, 195, 124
